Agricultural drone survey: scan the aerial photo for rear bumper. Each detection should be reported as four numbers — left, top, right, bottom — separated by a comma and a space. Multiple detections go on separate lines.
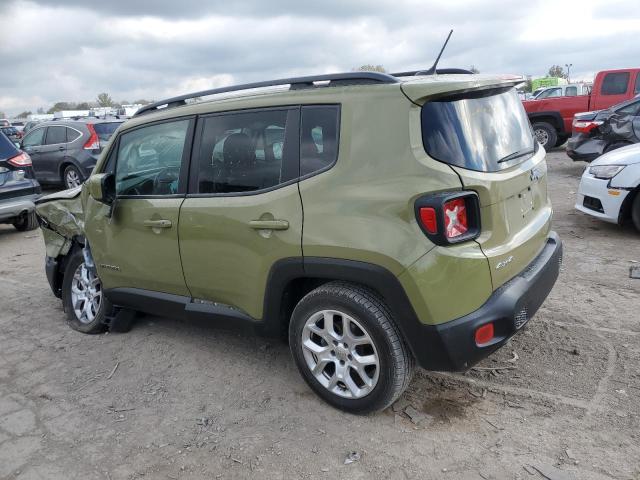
0, 193, 39, 222
566, 136, 606, 162
412, 232, 562, 371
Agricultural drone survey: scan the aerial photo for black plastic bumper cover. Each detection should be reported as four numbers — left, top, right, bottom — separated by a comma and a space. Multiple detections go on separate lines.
413, 232, 562, 371
45, 256, 62, 298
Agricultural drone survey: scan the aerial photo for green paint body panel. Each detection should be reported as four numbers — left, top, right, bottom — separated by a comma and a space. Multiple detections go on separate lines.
178, 184, 303, 319
35, 72, 556, 330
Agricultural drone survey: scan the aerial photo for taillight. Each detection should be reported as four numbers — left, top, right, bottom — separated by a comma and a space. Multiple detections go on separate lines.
7, 152, 31, 167
572, 119, 603, 134
443, 198, 468, 239
415, 192, 480, 245
83, 123, 100, 150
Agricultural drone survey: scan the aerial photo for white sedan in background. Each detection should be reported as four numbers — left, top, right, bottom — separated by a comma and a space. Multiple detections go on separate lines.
575, 143, 640, 231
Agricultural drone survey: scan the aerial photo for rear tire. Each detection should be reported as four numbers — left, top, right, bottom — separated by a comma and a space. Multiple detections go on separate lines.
532, 122, 557, 150
61, 249, 107, 334
63, 164, 83, 189
289, 281, 414, 414
12, 211, 38, 231
631, 193, 640, 233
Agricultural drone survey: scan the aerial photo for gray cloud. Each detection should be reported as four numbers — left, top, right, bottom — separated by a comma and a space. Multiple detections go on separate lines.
0, 0, 638, 115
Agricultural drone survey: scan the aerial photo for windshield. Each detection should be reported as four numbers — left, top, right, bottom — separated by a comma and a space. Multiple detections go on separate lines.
421, 87, 536, 172
94, 122, 122, 141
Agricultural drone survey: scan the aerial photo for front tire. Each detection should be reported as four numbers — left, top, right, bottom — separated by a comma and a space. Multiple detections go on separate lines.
61, 249, 107, 333
532, 122, 557, 150
63, 164, 83, 189
631, 193, 640, 233
289, 282, 414, 414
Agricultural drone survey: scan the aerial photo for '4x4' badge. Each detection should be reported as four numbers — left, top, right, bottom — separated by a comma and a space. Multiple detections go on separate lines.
530, 167, 543, 182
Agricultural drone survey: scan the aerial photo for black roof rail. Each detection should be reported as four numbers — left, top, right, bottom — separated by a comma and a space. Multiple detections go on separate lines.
134, 71, 399, 117
391, 68, 475, 77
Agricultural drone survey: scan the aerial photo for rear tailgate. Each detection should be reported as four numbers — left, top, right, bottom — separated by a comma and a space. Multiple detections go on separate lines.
452, 152, 552, 288
405, 78, 553, 289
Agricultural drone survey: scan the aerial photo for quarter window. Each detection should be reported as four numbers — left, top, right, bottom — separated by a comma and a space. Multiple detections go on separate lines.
66, 128, 81, 143
22, 128, 45, 147
300, 106, 339, 176
114, 119, 190, 196
601, 72, 630, 95
195, 109, 294, 194
565, 86, 577, 96
45, 126, 66, 145
634, 73, 640, 95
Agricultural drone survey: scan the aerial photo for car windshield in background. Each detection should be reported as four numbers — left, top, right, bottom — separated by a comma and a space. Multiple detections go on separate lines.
421, 87, 536, 172
94, 122, 122, 141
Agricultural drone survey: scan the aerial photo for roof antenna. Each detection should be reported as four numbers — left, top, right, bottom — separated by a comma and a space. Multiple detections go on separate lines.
417, 29, 453, 75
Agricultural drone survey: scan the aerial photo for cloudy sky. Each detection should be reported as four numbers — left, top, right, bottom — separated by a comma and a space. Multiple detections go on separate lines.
1, 0, 639, 116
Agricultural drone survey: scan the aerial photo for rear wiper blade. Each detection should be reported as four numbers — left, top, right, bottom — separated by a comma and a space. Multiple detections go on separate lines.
497, 147, 535, 164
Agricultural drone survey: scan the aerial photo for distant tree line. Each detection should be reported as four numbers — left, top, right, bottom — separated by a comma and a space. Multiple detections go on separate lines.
40, 94, 153, 114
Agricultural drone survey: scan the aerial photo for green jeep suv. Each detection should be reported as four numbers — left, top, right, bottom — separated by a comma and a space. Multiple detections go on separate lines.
36, 71, 562, 413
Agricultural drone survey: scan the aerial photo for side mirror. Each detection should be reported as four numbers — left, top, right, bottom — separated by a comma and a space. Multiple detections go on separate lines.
87, 173, 115, 205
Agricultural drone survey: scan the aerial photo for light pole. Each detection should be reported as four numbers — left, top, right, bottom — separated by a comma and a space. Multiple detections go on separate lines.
565, 63, 573, 83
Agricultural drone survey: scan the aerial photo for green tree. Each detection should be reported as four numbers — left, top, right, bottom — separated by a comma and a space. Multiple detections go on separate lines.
547, 65, 567, 79
36, 107, 45, 114
96, 93, 113, 107
354, 64, 386, 73
16, 111, 32, 119
47, 102, 74, 114
76, 102, 91, 110
133, 99, 151, 105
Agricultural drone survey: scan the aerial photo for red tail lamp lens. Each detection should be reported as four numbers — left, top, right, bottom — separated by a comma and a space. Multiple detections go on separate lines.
419, 207, 438, 234
7, 152, 31, 167
475, 323, 494, 345
443, 198, 468, 238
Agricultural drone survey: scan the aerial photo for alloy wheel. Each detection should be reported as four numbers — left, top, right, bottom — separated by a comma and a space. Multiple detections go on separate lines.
65, 169, 82, 189
534, 128, 549, 147
301, 309, 379, 399
70, 262, 102, 324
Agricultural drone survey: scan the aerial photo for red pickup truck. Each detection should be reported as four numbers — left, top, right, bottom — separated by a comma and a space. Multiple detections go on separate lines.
523, 68, 640, 149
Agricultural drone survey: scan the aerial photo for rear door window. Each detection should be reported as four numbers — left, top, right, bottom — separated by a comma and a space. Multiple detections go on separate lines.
601, 72, 630, 95
565, 86, 577, 96
193, 108, 298, 194
421, 87, 536, 172
45, 126, 67, 145
634, 73, 640, 95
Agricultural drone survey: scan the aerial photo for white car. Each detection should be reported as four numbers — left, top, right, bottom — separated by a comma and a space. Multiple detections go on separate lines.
575, 143, 640, 231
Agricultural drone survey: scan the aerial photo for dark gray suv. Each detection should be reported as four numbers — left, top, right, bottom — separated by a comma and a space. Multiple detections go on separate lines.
20, 118, 123, 189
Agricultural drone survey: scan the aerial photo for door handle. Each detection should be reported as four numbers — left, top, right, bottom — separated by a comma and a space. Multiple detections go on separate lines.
58, 146, 65, 151
249, 219, 289, 230
143, 219, 172, 228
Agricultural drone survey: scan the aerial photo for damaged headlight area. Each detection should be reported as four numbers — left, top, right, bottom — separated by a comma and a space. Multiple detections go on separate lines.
589, 165, 625, 180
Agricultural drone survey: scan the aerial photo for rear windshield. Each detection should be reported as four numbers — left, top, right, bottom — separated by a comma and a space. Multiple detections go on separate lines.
421, 87, 536, 172
94, 122, 122, 141
0, 132, 19, 161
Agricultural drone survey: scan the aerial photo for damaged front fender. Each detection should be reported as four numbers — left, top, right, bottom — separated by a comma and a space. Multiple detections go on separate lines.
35, 186, 85, 258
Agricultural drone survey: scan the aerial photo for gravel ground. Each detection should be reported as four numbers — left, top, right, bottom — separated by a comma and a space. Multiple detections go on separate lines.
0, 150, 638, 480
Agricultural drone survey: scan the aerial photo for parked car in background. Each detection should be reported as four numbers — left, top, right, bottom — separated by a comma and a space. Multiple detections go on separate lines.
533, 84, 591, 99
0, 131, 41, 231
523, 68, 640, 149
567, 96, 640, 162
575, 143, 640, 231
1, 126, 23, 143
20, 118, 123, 188
0, 119, 11, 127
11, 121, 26, 132
23, 120, 41, 133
